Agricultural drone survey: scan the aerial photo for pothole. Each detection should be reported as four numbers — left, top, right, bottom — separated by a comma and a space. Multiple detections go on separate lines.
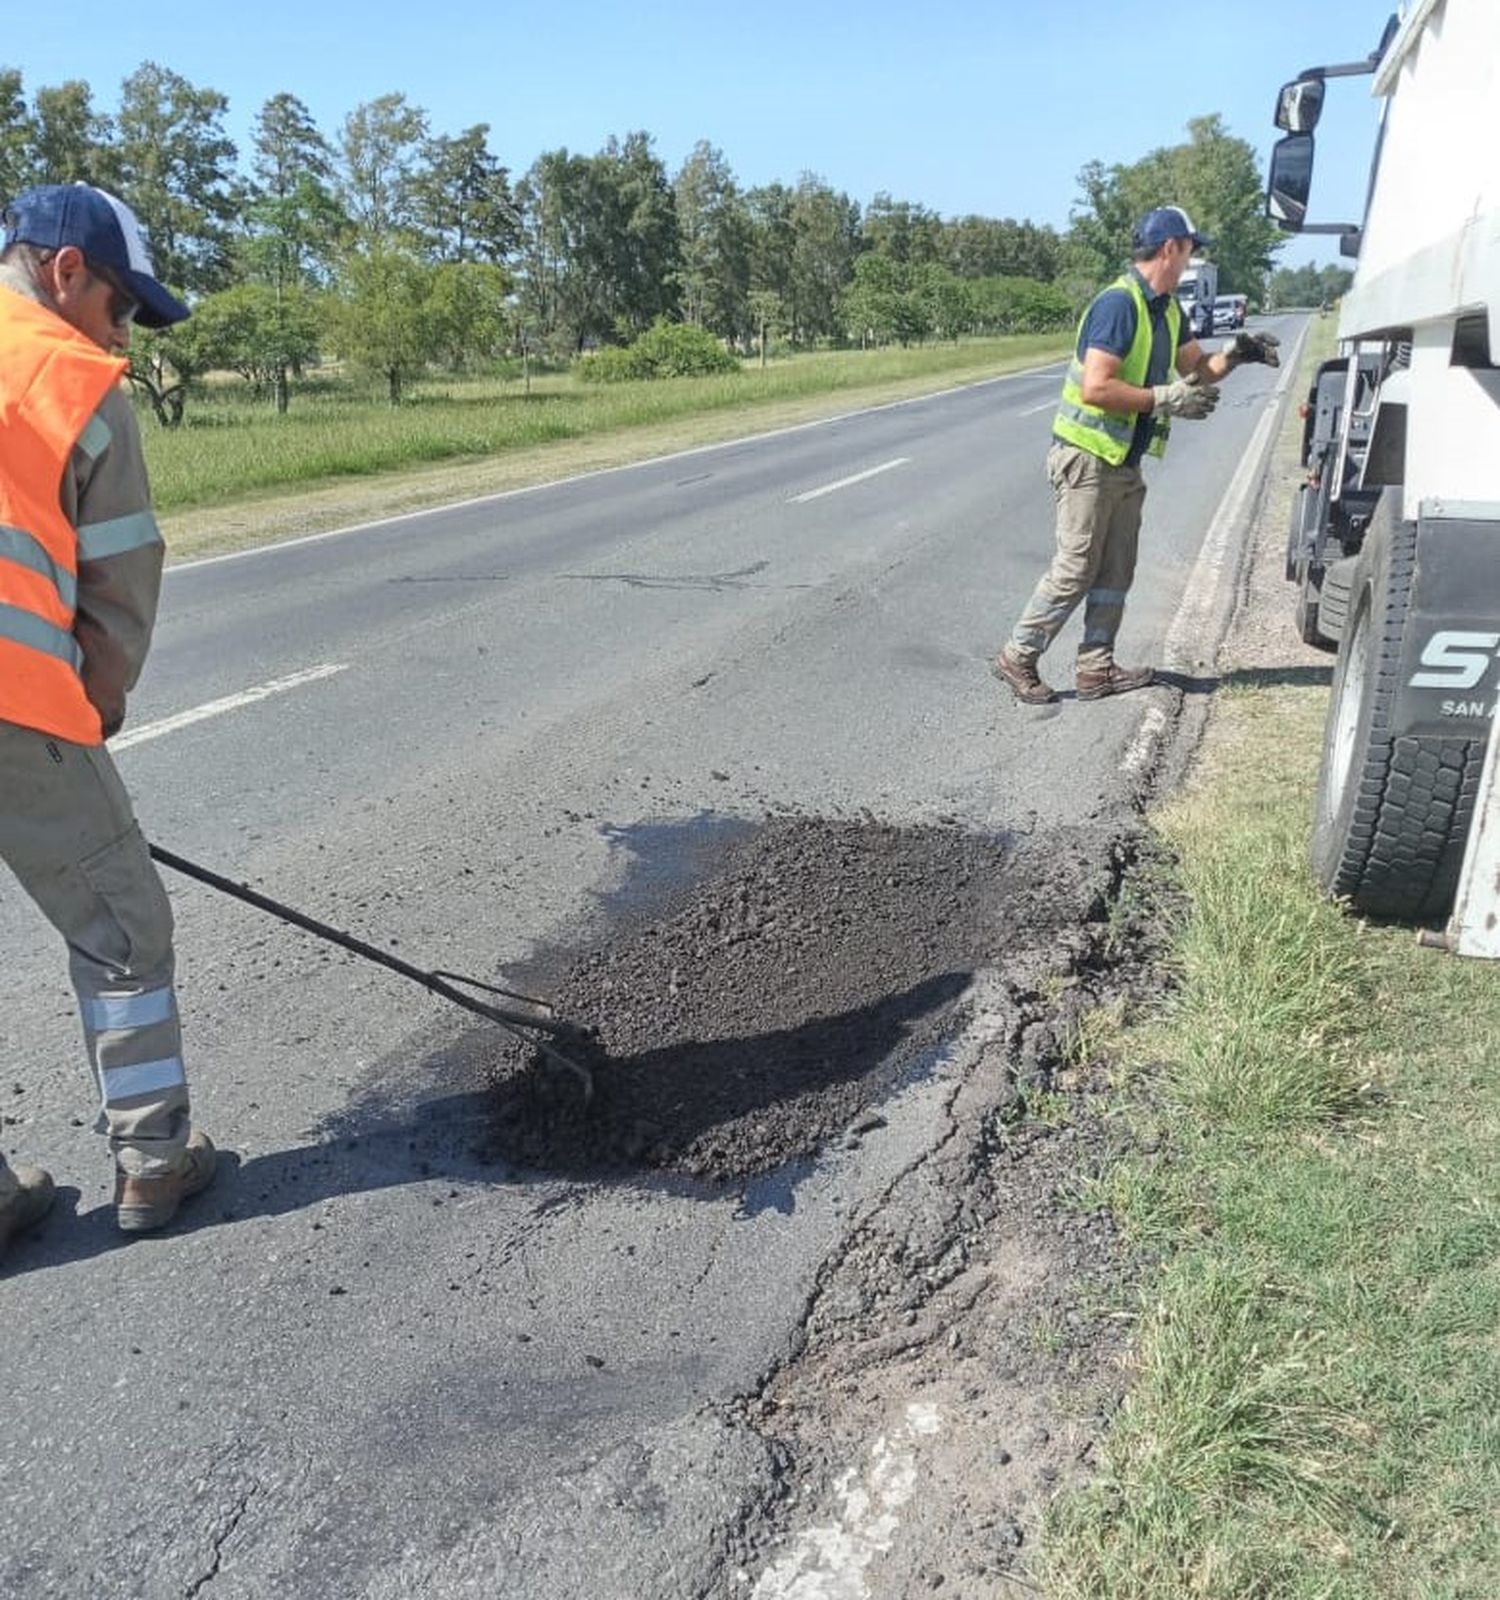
485, 816, 1105, 1180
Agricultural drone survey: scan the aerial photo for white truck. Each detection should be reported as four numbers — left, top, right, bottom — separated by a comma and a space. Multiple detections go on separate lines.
1267, 0, 1500, 924
1175, 256, 1218, 341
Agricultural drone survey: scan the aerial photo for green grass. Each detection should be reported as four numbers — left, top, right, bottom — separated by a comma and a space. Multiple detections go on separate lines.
140, 335, 1070, 513
1043, 685, 1500, 1600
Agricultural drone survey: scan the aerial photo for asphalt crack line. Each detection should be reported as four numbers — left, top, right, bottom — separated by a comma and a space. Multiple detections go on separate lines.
183, 1480, 261, 1598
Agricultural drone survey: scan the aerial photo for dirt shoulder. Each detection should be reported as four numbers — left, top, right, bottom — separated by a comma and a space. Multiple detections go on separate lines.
706, 375, 1324, 1596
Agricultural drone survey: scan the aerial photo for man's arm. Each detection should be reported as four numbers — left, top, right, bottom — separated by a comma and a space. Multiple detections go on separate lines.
68, 387, 165, 739
1177, 330, 1281, 381
1078, 346, 1156, 414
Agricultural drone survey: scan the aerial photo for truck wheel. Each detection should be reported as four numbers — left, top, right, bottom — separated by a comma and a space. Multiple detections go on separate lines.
1310, 499, 1485, 921
1317, 557, 1356, 643
1293, 559, 1334, 651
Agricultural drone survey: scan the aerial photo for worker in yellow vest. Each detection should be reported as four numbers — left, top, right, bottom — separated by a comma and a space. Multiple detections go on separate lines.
0, 184, 215, 1260
993, 206, 1279, 705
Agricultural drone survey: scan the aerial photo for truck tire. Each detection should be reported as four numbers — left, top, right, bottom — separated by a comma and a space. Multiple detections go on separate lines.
1310, 500, 1485, 921
1293, 559, 1335, 651
1318, 557, 1356, 644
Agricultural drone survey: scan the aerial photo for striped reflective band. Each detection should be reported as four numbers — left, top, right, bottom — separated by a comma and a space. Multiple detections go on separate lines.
0, 601, 82, 667
1055, 397, 1135, 445
1087, 588, 1128, 606
75, 414, 112, 462
78, 510, 162, 562
101, 1056, 185, 1103
0, 524, 77, 609
82, 987, 176, 1033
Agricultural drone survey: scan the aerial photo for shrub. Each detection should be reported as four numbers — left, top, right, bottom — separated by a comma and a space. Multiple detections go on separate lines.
577, 318, 740, 382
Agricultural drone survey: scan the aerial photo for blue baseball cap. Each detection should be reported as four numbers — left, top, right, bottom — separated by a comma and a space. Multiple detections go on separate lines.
1132, 205, 1212, 253
2, 182, 190, 328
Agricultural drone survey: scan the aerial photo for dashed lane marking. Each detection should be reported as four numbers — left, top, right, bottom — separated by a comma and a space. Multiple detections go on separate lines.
110, 662, 349, 752
790, 458, 910, 504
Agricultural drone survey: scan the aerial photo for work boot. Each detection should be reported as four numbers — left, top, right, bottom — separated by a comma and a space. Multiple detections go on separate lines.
115, 1131, 217, 1234
0, 1166, 56, 1261
1076, 662, 1155, 701
991, 646, 1058, 705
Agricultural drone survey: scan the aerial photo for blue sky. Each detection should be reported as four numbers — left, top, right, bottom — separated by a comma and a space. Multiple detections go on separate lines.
8, 1, 1394, 272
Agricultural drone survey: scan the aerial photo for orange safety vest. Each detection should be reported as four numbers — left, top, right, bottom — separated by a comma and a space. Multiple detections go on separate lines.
0, 287, 128, 745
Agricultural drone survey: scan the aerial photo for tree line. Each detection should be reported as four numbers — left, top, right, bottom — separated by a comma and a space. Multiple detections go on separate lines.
0, 63, 1287, 418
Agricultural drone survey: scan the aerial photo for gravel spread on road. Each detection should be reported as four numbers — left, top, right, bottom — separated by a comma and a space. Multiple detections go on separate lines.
486, 816, 1103, 1179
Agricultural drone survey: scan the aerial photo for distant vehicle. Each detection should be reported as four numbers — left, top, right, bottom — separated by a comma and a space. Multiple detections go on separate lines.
1212, 293, 1248, 331
1175, 256, 1218, 340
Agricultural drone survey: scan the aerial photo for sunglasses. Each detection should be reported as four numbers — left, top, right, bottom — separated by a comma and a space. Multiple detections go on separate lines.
86, 261, 140, 328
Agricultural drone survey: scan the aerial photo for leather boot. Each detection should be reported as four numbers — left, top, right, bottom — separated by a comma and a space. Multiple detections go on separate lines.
991, 646, 1059, 705
1076, 662, 1154, 700
115, 1131, 217, 1234
0, 1166, 55, 1261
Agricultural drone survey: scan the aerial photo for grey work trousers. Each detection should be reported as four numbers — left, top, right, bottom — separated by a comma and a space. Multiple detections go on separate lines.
0, 720, 191, 1182
1009, 442, 1148, 674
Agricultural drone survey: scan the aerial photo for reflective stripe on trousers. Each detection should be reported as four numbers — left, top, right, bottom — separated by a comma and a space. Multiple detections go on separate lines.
0, 720, 191, 1178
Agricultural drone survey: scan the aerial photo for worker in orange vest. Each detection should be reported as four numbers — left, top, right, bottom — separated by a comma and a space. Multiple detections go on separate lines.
0, 184, 216, 1260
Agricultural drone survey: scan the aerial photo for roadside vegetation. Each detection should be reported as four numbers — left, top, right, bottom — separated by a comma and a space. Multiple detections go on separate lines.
1039, 666, 1500, 1588
140, 334, 1070, 514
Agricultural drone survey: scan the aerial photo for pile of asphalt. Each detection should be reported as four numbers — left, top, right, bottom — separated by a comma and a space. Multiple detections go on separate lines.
486, 816, 1102, 1180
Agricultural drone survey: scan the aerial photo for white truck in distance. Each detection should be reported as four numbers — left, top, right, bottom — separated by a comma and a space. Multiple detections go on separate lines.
1175, 256, 1217, 340
1267, 0, 1500, 924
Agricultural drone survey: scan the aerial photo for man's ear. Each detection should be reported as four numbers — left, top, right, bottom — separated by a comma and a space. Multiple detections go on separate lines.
49, 244, 91, 300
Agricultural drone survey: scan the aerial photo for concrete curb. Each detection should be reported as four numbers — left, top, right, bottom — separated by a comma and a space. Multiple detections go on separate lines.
1121, 324, 1310, 788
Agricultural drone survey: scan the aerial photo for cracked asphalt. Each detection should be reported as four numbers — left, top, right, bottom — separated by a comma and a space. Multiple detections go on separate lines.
0, 328, 1299, 1598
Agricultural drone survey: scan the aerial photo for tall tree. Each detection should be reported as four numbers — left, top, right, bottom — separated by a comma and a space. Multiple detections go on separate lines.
113, 62, 238, 292
0, 69, 31, 199
863, 193, 943, 267
412, 124, 518, 263
515, 133, 679, 351
514, 147, 589, 350
943, 216, 1061, 282
29, 80, 114, 187
1067, 116, 1283, 301
674, 141, 751, 341
242, 94, 342, 411
246, 93, 343, 284
338, 92, 427, 246
599, 131, 681, 338
789, 173, 861, 344
744, 181, 796, 313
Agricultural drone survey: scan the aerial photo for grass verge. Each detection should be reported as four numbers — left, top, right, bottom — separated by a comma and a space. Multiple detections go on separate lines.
149, 335, 1069, 562
1038, 684, 1500, 1596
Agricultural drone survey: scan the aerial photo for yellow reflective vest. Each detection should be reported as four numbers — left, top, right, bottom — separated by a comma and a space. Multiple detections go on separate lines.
1052, 273, 1182, 466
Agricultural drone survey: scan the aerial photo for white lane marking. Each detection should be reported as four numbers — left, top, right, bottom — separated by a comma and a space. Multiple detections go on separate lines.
790, 458, 910, 504
751, 1403, 943, 1598
171, 363, 1070, 574
1016, 400, 1054, 416
111, 663, 348, 751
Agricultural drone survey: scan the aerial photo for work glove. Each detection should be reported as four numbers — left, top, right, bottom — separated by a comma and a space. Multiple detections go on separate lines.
1223, 331, 1281, 368
1152, 374, 1220, 420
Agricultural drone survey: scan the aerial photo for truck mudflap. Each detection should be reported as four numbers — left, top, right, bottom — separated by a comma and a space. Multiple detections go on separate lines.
1391, 511, 1500, 737
1311, 498, 1495, 922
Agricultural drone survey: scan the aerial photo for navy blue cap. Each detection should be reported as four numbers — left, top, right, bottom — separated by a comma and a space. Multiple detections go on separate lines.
1132, 205, 1212, 253
2, 183, 190, 328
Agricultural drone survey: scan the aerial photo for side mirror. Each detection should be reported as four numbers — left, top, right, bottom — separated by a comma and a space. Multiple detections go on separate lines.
1275, 76, 1326, 134
1266, 132, 1315, 231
